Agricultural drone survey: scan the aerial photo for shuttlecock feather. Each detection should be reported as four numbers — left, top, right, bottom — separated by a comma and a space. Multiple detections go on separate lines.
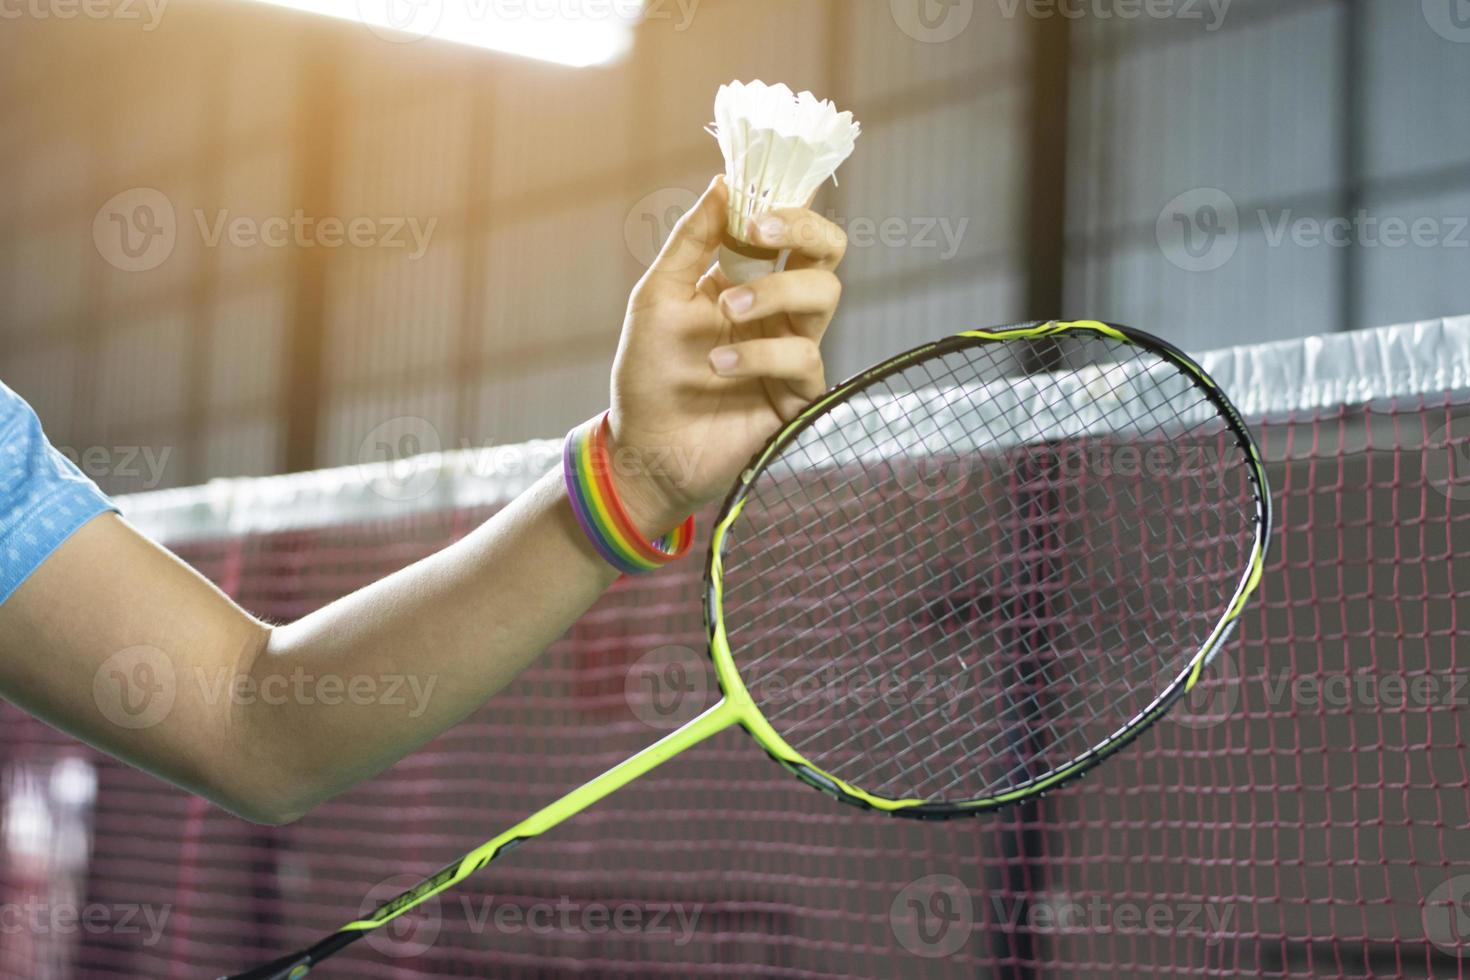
707, 79, 861, 285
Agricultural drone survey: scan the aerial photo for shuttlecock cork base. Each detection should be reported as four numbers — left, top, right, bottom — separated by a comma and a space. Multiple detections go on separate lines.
708, 80, 860, 286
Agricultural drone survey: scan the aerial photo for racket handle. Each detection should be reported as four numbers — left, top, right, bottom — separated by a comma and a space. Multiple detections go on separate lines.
219, 929, 361, 980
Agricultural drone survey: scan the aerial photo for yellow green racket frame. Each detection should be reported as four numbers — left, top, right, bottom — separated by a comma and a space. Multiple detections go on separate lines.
222, 320, 1272, 980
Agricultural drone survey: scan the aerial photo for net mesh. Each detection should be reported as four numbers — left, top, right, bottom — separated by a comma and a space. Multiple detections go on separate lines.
3, 325, 1470, 980
720, 334, 1261, 806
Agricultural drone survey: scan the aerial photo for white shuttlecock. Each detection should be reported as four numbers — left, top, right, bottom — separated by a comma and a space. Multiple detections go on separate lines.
707, 79, 861, 285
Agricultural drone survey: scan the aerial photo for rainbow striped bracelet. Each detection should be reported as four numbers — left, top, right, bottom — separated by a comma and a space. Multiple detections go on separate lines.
563, 412, 695, 576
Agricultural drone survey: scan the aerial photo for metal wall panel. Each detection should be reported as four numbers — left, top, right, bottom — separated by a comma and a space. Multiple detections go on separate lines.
483, 59, 639, 197
829, 269, 1026, 383
846, 0, 1026, 101
1362, 0, 1470, 183
636, 0, 833, 164
208, 284, 287, 413
321, 236, 465, 387
1065, 0, 1348, 348
1356, 185, 1470, 330
2, 0, 1467, 494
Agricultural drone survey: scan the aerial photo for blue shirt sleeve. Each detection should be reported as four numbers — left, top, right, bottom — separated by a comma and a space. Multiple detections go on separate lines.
0, 381, 118, 605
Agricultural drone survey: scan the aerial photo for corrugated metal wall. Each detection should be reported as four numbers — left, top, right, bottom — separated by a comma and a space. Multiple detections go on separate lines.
1066, 0, 1470, 351
2, 0, 1468, 495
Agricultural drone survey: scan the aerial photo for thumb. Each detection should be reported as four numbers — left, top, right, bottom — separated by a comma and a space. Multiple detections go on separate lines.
643, 176, 729, 298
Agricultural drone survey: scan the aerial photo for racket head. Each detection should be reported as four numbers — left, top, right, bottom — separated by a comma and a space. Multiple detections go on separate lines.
703, 320, 1271, 819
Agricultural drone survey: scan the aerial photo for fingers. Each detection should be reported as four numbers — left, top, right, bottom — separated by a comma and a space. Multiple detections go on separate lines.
641, 176, 729, 301
716, 268, 842, 339
747, 206, 848, 271
695, 263, 733, 303
708, 336, 826, 404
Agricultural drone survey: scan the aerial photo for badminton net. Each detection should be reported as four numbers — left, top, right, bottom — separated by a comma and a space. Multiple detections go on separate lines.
2, 316, 1469, 979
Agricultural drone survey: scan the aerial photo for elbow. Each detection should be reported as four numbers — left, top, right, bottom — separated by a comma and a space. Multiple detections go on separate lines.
199, 738, 340, 825
196, 629, 330, 826
204, 775, 319, 827
195, 721, 331, 826
221, 796, 312, 828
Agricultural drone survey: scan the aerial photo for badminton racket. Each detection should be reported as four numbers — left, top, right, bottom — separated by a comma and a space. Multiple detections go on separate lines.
223, 319, 1271, 979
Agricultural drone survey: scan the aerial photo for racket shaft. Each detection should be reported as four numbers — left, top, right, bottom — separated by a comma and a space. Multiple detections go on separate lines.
221, 700, 740, 978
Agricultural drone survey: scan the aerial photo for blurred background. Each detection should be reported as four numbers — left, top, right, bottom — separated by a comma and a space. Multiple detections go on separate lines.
4, 3, 1470, 979
4, 0, 1468, 496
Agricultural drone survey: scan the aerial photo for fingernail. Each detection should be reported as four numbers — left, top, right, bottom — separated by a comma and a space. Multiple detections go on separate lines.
710, 347, 739, 374
721, 287, 754, 316
757, 216, 785, 242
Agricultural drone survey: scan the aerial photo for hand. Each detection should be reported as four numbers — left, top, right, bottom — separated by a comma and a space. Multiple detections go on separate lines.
608, 175, 848, 534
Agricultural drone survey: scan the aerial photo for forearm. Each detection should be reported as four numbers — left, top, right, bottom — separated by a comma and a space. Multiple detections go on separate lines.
0, 471, 623, 827
234, 470, 618, 822
0, 174, 845, 828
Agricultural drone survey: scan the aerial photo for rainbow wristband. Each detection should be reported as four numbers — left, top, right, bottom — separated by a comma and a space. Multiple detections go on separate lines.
563, 412, 695, 575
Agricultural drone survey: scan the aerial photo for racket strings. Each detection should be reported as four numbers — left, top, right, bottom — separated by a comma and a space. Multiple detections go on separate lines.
739, 364, 1236, 790
752, 432, 1241, 784
743, 369, 1231, 704
734, 346, 1229, 654
720, 337, 1256, 804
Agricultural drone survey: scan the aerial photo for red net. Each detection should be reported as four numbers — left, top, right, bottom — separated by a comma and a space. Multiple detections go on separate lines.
3, 391, 1470, 979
